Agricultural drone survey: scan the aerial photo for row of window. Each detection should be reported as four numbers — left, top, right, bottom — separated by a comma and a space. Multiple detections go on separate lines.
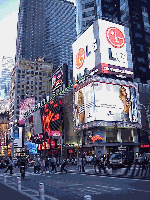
82, 10, 95, 18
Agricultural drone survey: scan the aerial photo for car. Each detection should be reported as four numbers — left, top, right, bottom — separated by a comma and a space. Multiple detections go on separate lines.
110, 151, 134, 168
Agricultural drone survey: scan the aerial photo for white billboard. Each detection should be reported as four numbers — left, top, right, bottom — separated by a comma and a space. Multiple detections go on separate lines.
99, 19, 132, 69
14, 127, 22, 148
72, 24, 97, 81
72, 19, 133, 80
74, 82, 138, 126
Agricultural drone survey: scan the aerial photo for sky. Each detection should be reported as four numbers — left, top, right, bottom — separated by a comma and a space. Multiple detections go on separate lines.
0, 0, 75, 75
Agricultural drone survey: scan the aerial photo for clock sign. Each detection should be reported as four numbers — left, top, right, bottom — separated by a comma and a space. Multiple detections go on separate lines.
106, 27, 125, 48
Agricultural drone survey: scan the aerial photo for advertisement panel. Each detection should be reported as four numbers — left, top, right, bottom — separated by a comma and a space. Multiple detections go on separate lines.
72, 19, 133, 80
94, 82, 134, 122
19, 97, 35, 125
41, 99, 62, 137
75, 83, 94, 126
74, 81, 138, 126
33, 110, 43, 135
99, 19, 132, 69
14, 127, 22, 148
72, 24, 96, 81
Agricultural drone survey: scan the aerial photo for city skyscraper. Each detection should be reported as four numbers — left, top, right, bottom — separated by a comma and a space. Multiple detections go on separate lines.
16, 0, 76, 80
16, 0, 45, 61
75, 0, 150, 83
44, 0, 76, 73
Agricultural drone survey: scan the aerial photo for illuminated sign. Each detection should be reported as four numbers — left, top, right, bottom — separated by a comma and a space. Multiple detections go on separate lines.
106, 27, 125, 48
91, 133, 104, 142
76, 48, 85, 69
51, 138, 55, 148
74, 80, 139, 126
73, 19, 133, 81
41, 99, 62, 137
141, 145, 150, 148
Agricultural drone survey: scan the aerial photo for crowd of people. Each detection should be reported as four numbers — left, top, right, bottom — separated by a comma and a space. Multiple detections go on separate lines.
1, 153, 150, 177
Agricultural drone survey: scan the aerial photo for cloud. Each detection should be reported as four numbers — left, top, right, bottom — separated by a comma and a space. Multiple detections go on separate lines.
0, 10, 18, 72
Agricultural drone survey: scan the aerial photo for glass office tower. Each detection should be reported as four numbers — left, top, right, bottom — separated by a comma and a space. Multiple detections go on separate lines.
44, 0, 76, 72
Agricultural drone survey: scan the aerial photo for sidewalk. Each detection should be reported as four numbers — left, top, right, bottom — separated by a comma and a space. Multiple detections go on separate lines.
0, 182, 32, 200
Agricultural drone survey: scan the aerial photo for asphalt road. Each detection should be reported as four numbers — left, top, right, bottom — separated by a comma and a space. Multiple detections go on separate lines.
0, 166, 150, 200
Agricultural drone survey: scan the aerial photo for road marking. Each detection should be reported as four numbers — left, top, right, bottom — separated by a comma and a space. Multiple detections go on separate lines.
70, 173, 76, 175
112, 188, 121, 190
80, 174, 86, 175
128, 188, 150, 193
89, 175, 97, 176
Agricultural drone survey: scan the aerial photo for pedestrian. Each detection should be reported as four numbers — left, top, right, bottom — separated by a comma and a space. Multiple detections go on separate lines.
78, 156, 82, 172
51, 156, 57, 173
34, 156, 41, 173
4, 156, 13, 175
45, 157, 49, 172
40, 158, 45, 173
61, 158, 68, 173
93, 155, 98, 173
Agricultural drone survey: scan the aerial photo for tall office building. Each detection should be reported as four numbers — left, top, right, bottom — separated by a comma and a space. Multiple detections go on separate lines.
44, 0, 76, 72
75, 0, 150, 83
16, 0, 45, 61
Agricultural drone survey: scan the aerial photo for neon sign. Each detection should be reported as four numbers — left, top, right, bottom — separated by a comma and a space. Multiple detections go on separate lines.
141, 145, 150, 148
91, 133, 104, 142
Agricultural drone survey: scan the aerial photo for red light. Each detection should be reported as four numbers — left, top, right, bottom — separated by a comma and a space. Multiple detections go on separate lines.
141, 145, 150, 148
50, 100, 54, 104
69, 149, 73, 153
59, 100, 62, 105
54, 103, 58, 107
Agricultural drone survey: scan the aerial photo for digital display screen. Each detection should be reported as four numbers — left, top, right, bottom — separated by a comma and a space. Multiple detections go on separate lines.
41, 99, 62, 136
19, 97, 35, 125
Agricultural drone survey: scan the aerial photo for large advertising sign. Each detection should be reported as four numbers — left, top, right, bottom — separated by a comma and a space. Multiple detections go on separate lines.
19, 97, 35, 125
41, 99, 62, 137
14, 127, 22, 148
72, 19, 133, 80
74, 81, 138, 126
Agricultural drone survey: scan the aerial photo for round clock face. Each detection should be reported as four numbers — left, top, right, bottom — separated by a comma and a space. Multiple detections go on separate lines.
76, 48, 85, 69
106, 27, 125, 48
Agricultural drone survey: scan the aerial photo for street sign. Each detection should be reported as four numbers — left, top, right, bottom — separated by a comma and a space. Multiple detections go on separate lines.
118, 147, 126, 151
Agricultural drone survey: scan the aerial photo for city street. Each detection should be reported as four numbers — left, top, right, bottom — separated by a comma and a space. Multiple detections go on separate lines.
0, 165, 150, 200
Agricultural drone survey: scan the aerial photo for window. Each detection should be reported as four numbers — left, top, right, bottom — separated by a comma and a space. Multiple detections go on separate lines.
135, 33, 142, 38
22, 85, 24, 88
136, 43, 144, 52
39, 82, 42, 85
137, 57, 145, 63
39, 86, 41, 90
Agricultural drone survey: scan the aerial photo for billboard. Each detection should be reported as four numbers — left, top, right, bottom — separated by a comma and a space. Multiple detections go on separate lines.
72, 19, 133, 80
14, 127, 22, 148
19, 97, 35, 125
74, 81, 138, 126
41, 99, 62, 137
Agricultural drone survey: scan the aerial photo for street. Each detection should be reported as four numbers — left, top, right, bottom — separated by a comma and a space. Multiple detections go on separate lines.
0, 165, 150, 200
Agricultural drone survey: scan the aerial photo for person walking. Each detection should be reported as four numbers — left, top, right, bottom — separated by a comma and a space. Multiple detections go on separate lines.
4, 156, 13, 175
78, 156, 82, 172
40, 158, 45, 173
93, 155, 99, 173
61, 158, 68, 173
51, 156, 57, 173
45, 157, 49, 172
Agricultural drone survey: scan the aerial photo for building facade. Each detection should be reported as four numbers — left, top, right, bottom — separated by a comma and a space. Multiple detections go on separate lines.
44, 0, 76, 73
16, 0, 45, 61
0, 56, 15, 100
75, 0, 150, 83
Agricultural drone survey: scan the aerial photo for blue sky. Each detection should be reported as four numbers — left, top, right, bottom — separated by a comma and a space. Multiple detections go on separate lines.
0, 0, 75, 75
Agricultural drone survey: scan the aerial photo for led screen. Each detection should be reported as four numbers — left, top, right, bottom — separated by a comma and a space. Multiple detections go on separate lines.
74, 82, 138, 126
19, 97, 35, 125
41, 99, 62, 136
